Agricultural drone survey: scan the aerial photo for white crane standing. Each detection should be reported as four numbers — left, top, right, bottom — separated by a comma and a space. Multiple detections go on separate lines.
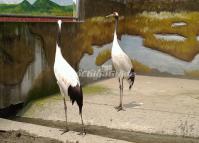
106, 12, 136, 111
54, 20, 86, 135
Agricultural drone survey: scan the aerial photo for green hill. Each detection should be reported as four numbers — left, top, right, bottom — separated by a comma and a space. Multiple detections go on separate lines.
32, 0, 73, 16
33, 0, 63, 12
0, 0, 73, 16
18, 0, 32, 9
13, 0, 34, 13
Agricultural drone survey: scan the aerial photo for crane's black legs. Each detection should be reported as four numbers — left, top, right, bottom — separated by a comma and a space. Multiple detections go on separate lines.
61, 97, 69, 134
79, 113, 86, 135
115, 77, 125, 111
57, 82, 69, 134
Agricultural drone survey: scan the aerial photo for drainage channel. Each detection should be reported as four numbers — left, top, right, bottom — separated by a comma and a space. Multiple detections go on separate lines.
11, 116, 199, 143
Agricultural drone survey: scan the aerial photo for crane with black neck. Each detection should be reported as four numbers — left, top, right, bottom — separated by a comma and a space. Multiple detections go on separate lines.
106, 12, 136, 111
54, 20, 86, 135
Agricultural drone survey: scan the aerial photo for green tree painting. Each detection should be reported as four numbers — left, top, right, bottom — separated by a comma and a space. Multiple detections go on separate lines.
0, 0, 75, 17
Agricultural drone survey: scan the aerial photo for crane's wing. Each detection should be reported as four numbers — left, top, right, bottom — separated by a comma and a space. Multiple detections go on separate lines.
68, 84, 83, 114
112, 49, 133, 72
54, 58, 83, 113
54, 54, 80, 91
111, 39, 135, 89
112, 37, 133, 72
112, 49, 136, 89
55, 69, 83, 114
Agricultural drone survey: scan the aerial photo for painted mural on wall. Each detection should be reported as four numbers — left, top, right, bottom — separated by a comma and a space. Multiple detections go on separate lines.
1, 0, 199, 108
80, 12, 199, 79
0, 0, 77, 17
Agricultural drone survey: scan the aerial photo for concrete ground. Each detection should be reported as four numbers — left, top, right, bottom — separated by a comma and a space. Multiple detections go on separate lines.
0, 118, 132, 143
3, 75, 199, 142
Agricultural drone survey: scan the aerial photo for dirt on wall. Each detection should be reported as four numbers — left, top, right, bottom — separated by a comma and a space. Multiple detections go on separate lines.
0, 23, 35, 85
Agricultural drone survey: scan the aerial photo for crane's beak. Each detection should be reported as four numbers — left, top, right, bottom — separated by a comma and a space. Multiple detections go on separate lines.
105, 13, 114, 18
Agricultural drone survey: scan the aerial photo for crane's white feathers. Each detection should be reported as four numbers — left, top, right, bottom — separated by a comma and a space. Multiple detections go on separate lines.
54, 44, 80, 96
73, 0, 77, 4
111, 32, 133, 77
58, 20, 62, 30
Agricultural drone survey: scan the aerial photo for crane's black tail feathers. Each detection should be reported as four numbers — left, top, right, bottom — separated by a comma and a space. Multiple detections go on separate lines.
68, 85, 83, 114
128, 68, 136, 90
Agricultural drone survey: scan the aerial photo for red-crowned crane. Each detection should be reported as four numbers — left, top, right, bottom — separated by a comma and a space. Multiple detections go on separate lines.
54, 20, 86, 135
106, 12, 136, 111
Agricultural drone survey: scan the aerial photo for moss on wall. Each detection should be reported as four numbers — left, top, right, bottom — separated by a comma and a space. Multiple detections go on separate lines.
26, 67, 59, 104
29, 22, 94, 70
0, 23, 34, 85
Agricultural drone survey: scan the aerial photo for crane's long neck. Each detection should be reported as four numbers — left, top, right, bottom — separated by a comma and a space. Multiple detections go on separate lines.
55, 25, 62, 59
114, 17, 118, 39
112, 17, 123, 53
57, 26, 61, 48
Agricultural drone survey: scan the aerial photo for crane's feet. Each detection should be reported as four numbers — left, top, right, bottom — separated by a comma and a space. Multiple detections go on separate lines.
115, 105, 126, 111
78, 128, 86, 136
60, 127, 69, 135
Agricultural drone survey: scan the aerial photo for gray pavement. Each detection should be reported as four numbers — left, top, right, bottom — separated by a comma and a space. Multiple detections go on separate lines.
0, 118, 132, 143
18, 75, 199, 140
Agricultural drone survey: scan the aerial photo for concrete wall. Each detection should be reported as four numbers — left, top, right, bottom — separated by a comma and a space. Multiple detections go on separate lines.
1, 0, 199, 108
